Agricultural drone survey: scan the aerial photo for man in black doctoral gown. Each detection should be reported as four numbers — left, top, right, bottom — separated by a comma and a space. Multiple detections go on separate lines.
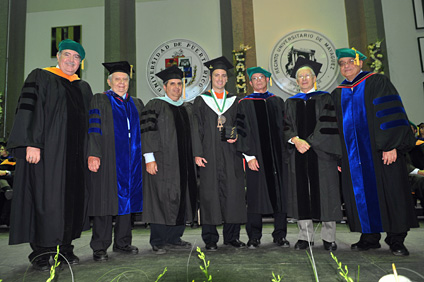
87, 61, 144, 261
284, 58, 342, 251
332, 48, 417, 256
7, 39, 93, 270
237, 67, 289, 249
140, 66, 196, 254
192, 56, 247, 251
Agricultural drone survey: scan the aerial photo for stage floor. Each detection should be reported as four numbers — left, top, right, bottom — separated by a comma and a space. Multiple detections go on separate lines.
1, 220, 423, 282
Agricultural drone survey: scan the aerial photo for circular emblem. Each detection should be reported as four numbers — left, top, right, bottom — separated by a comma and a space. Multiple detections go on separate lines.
146, 39, 210, 102
269, 30, 338, 95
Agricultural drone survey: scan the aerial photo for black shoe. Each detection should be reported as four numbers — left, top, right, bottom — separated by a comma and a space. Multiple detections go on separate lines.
32, 257, 50, 271
113, 245, 139, 254
58, 252, 79, 265
323, 240, 337, 251
152, 245, 167, 255
167, 240, 192, 249
224, 239, 246, 248
93, 250, 108, 262
351, 241, 381, 251
247, 238, 261, 249
205, 242, 218, 251
273, 237, 290, 248
389, 242, 409, 256
294, 240, 313, 250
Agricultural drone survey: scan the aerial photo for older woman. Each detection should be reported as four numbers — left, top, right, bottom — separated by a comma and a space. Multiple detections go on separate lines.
284, 57, 342, 251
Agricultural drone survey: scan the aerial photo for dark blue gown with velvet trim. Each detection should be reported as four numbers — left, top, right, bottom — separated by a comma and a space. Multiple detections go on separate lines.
331, 72, 418, 234
87, 91, 144, 217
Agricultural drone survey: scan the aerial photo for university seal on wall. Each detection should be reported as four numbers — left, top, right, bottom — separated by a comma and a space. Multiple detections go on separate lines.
269, 30, 338, 95
146, 39, 210, 101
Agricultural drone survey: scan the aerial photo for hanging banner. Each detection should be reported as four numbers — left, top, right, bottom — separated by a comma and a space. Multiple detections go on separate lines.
232, 45, 251, 95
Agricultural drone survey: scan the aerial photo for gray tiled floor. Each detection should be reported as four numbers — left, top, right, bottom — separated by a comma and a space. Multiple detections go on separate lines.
0, 221, 423, 282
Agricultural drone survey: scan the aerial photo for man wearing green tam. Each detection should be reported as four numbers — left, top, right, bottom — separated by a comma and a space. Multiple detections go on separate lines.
331, 48, 417, 256
246, 67, 272, 80
236, 66, 290, 249
7, 39, 93, 270
58, 38, 86, 61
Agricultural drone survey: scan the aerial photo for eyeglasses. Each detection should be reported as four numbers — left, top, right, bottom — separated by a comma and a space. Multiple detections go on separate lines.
298, 74, 312, 80
338, 59, 356, 68
251, 75, 265, 81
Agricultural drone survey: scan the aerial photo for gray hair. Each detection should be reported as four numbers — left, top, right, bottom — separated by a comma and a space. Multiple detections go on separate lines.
295, 66, 316, 79
108, 73, 130, 81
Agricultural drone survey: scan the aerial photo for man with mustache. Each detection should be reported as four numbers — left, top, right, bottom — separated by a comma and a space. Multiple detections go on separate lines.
332, 48, 417, 256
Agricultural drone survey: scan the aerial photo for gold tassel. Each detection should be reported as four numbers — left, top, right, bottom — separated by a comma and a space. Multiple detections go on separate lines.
130, 65, 133, 79
270, 77, 273, 87
314, 81, 317, 91
183, 72, 186, 100
351, 47, 360, 66
81, 59, 84, 70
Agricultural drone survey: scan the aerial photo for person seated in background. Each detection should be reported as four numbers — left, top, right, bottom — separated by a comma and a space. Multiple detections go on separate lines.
409, 121, 418, 140
0, 143, 15, 200
407, 124, 424, 208
417, 123, 424, 141
0, 142, 15, 226
406, 155, 424, 209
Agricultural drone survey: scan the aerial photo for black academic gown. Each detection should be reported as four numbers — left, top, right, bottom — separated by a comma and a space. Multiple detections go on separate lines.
7, 68, 92, 247
331, 72, 418, 234
192, 91, 247, 225
140, 98, 197, 226
87, 92, 144, 217
236, 92, 287, 214
284, 91, 342, 221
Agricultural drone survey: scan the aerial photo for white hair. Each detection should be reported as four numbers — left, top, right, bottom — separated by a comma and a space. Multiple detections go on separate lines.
295, 66, 316, 79
108, 73, 130, 81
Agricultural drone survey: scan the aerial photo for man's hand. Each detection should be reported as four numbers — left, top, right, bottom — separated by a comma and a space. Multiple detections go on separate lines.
88, 156, 100, 172
292, 137, 310, 154
418, 170, 424, 176
247, 158, 260, 171
0, 170, 6, 176
146, 161, 158, 175
382, 148, 397, 165
26, 146, 41, 164
195, 157, 207, 167
227, 137, 237, 144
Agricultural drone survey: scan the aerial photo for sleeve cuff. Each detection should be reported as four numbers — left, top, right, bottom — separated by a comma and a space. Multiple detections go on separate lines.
288, 136, 298, 144
144, 152, 155, 164
243, 154, 256, 162
410, 168, 419, 175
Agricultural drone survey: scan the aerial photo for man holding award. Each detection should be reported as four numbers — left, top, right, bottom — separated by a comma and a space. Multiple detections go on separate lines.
192, 56, 247, 251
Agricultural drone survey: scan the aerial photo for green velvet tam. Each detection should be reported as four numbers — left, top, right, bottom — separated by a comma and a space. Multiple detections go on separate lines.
58, 39, 86, 60
336, 48, 367, 61
246, 67, 271, 80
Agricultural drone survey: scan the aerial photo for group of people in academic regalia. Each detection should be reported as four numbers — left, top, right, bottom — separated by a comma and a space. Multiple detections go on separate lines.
5, 38, 417, 271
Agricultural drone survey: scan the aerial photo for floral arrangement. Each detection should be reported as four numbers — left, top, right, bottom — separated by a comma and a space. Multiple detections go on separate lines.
367, 39, 384, 74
